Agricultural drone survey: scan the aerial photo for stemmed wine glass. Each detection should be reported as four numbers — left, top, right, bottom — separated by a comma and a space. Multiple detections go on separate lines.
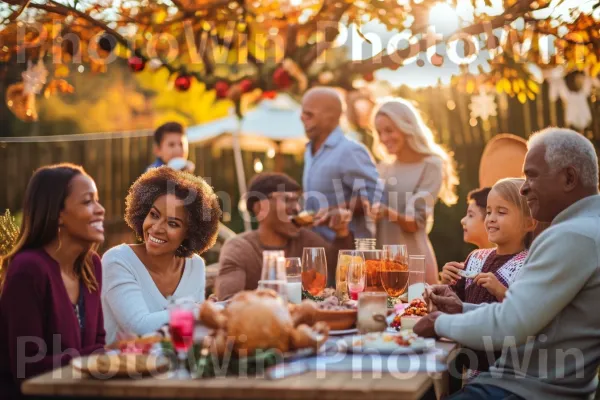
168, 296, 196, 379
381, 244, 409, 299
346, 252, 366, 300
301, 247, 327, 296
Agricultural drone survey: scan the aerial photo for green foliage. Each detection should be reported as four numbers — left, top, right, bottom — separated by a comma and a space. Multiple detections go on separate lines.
0, 210, 19, 257
161, 341, 281, 378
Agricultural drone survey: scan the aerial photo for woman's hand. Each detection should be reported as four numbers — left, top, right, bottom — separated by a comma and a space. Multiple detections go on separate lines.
474, 272, 507, 301
440, 262, 464, 285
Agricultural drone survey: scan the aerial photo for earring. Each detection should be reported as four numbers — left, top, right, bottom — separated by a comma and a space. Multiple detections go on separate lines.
176, 243, 188, 257
56, 226, 62, 253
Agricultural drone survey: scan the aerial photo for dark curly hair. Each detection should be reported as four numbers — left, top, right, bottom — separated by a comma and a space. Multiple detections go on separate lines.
125, 167, 221, 257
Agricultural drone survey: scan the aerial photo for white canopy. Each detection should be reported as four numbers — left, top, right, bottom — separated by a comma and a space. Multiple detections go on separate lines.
187, 93, 308, 154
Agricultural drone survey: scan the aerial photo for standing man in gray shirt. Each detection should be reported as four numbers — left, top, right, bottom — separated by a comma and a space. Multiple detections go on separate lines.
300, 87, 380, 241
415, 127, 600, 400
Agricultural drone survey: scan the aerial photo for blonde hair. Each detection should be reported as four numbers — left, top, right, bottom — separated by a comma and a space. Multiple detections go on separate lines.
372, 99, 459, 206
491, 178, 534, 248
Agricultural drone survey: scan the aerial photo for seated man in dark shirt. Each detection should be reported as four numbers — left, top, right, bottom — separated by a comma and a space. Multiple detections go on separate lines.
215, 172, 354, 300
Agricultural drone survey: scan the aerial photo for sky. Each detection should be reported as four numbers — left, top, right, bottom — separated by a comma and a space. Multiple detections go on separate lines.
340, 0, 598, 88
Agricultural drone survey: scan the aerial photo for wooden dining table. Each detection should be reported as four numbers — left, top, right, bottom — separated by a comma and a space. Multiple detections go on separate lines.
22, 341, 458, 400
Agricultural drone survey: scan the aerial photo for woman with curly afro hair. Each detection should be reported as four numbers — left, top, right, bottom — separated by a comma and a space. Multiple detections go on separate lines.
101, 167, 221, 344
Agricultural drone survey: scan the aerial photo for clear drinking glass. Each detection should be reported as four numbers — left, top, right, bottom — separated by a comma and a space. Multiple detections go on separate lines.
259, 256, 288, 301
285, 257, 302, 304
301, 247, 327, 296
407, 255, 426, 302
336, 250, 365, 299
168, 297, 196, 379
345, 251, 366, 300
356, 292, 388, 334
261, 250, 285, 280
381, 245, 409, 298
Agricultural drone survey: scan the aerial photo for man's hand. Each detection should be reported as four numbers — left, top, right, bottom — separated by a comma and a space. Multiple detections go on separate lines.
426, 285, 463, 314
474, 272, 507, 301
368, 203, 388, 222
440, 262, 464, 285
315, 207, 351, 237
328, 208, 352, 237
413, 311, 442, 338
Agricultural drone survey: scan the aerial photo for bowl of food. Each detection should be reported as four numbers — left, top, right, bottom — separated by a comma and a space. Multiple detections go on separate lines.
389, 299, 428, 331
314, 294, 357, 331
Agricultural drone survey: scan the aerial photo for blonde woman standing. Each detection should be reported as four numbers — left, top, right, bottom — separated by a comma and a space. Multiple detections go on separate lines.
371, 99, 459, 284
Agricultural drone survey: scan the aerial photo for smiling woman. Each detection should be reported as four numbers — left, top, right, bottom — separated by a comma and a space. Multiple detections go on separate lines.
101, 167, 222, 345
0, 163, 107, 399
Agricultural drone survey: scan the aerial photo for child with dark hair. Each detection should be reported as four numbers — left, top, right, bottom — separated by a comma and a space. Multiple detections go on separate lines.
441, 187, 493, 285
461, 187, 493, 249
147, 122, 195, 173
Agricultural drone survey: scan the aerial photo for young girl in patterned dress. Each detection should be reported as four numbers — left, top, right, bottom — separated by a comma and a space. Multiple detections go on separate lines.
447, 178, 537, 382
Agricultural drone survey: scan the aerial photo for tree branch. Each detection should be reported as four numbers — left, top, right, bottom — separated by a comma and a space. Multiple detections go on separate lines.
344, 1, 552, 75
299, 1, 351, 69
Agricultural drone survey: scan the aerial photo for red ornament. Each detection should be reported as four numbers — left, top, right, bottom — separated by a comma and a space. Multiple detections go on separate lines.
215, 81, 230, 99
363, 72, 375, 82
273, 67, 292, 89
128, 56, 145, 72
175, 74, 192, 91
239, 79, 253, 93
262, 91, 277, 99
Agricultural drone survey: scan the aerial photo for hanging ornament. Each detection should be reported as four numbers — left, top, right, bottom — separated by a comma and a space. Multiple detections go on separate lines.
469, 91, 498, 121
431, 54, 444, 67
22, 59, 48, 95
98, 33, 117, 54
273, 66, 292, 89
174, 74, 192, 91
363, 72, 375, 82
543, 67, 600, 130
128, 56, 145, 72
239, 79, 253, 93
214, 81, 230, 99
148, 58, 163, 71
6, 83, 37, 122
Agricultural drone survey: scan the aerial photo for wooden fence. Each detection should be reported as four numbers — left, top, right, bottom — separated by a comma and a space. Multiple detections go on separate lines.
1, 81, 599, 266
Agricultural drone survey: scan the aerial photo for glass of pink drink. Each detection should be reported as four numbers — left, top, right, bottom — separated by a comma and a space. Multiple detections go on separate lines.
168, 298, 196, 379
346, 254, 366, 300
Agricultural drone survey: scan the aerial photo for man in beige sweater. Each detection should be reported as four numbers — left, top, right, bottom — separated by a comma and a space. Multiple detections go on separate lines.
215, 173, 354, 301
415, 127, 600, 399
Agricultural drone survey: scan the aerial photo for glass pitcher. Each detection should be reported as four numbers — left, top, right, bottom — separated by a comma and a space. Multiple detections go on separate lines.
354, 238, 385, 292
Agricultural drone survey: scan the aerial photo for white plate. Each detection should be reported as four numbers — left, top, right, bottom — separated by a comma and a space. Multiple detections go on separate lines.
329, 328, 358, 336
341, 332, 435, 354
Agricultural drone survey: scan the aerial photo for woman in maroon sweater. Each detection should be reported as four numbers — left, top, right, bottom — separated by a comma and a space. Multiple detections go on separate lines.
0, 163, 107, 399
